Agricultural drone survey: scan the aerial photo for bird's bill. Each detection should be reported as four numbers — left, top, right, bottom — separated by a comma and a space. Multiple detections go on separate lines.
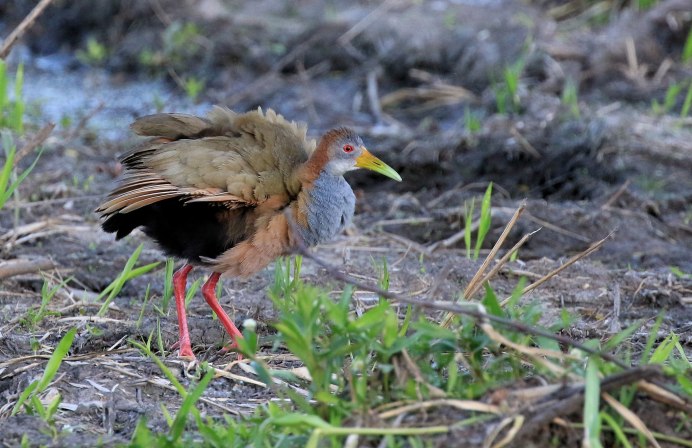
355, 147, 402, 182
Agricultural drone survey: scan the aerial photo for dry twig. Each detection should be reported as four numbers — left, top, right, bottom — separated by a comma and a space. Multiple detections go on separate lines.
0, 258, 56, 280
438, 203, 526, 327
0, 0, 55, 59
501, 232, 612, 305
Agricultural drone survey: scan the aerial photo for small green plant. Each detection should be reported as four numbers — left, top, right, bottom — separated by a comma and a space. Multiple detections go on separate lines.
152, 93, 165, 113
636, 175, 666, 194
183, 77, 205, 102
561, 78, 581, 119
0, 60, 25, 133
463, 183, 493, 259
443, 12, 457, 29
681, 81, 692, 118
97, 244, 160, 316
136, 284, 152, 329
493, 60, 524, 114
12, 328, 76, 423
670, 266, 690, 279
0, 61, 44, 213
160, 258, 175, 312
651, 82, 683, 115
475, 183, 493, 258
20, 277, 71, 329
651, 79, 692, 118
130, 339, 216, 446
59, 113, 72, 130
140, 20, 204, 72
583, 355, 603, 447
269, 42, 287, 56
464, 106, 482, 134
634, 0, 658, 10
76, 37, 108, 66
163, 21, 202, 63
1, 133, 42, 210
683, 28, 692, 65
137, 20, 208, 100
71, 174, 94, 191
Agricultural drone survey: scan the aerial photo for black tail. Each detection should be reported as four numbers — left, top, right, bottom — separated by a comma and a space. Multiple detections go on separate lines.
101, 210, 145, 240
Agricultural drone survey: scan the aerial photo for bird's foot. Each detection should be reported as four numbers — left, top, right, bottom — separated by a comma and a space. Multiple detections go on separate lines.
171, 339, 196, 360
178, 348, 197, 361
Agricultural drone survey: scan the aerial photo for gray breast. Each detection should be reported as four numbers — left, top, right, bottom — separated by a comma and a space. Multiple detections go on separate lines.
296, 173, 355, 247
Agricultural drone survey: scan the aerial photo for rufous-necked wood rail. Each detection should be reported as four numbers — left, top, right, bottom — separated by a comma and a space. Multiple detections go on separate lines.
96, 106, 401, 359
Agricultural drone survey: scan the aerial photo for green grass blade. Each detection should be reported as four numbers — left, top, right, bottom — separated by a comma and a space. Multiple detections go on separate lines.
583, 357, 603, 448
169, 368, 214, 442
681, 81, 692, 118
641, 313, 664, 364
0, 60, 7, 111
481, 284, 503, 317
184, 278, 201, 307
601, 411, 633, 448
161, 258, 174, 312
130, 339, 186, 395
12, 328, 76, 415
682, 28, 692, 64
505, 276, 527, 309
464, 198, 475, 259
11, 381, 38, 416
35, 328, 76, 392
136, 284, 151, 328
10, 63, 24, 133
649, 333, 676, 364
130, 417, 156, 447
0, 137, 16, 206
97, 244, 160, 316
602, 320, 641, 352
0, 147, 42, 208
272, 413, 332, 429
474, 182, 493, 259
156, 319, 166, 357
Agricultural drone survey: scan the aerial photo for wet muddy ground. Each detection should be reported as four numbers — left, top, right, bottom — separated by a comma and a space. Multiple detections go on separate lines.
0, 0, 690, 446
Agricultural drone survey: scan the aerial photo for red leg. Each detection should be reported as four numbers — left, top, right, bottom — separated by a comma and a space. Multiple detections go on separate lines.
173, 264, 195, 360
201, 272, 243, 349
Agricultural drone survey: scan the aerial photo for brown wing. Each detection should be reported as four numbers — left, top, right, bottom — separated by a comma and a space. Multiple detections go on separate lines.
96, 107, 316, 216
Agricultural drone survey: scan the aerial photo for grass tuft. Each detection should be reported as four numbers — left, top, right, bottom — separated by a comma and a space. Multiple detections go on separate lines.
97, 244, 160, 317
12, 328, 76, 421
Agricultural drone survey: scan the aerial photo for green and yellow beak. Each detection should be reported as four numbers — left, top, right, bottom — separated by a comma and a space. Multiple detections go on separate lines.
355, 147, 402, 182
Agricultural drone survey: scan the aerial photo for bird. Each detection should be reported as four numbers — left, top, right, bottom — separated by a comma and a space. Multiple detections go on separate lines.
96, 106, 401, 360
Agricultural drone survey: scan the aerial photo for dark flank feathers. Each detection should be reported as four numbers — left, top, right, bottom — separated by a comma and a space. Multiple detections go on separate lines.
101, 198, 250, 263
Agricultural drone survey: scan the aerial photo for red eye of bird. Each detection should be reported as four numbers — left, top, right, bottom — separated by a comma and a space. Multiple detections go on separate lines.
343, 144, 354, 153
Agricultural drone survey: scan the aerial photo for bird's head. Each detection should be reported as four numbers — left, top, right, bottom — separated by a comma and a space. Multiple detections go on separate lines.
318, 127, 402, 181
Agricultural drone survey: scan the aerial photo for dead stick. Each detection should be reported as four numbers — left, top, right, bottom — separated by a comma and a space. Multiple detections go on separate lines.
464, 202, 526, 299
439, 202, 526, 328
0, 258, 55, 280
0, 0, 55, 59
14, 122, 55, 165
514, 365, 663, 439
473, 228, 541, 297
501, 232, 612, 305
601, 180, 631, 209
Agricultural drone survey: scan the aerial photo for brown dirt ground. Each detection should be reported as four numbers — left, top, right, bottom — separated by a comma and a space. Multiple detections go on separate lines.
1, 0, 691, 446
